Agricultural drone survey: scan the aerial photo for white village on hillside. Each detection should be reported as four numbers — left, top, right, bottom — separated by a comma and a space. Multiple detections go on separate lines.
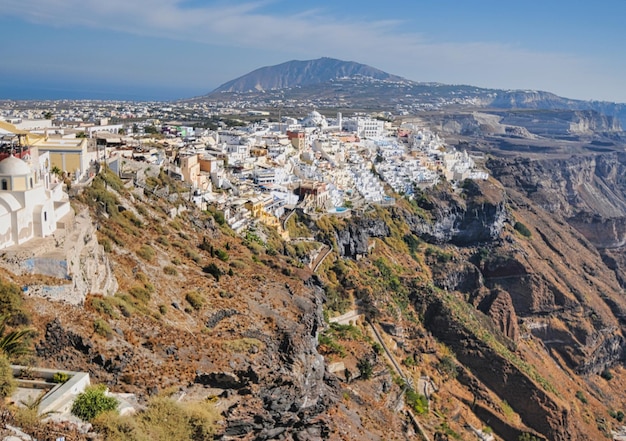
0, 102, 489, 427
1, 107, 487, 241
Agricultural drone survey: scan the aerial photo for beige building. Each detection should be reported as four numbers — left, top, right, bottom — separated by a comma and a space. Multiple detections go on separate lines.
180, 153, 210, 191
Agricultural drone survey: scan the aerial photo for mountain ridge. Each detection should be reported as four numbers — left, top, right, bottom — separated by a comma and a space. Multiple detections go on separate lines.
212, 57, 407, 93
201, 57, 626, 127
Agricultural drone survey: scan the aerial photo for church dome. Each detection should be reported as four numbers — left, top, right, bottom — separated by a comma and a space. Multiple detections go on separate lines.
0, 155, 31, 176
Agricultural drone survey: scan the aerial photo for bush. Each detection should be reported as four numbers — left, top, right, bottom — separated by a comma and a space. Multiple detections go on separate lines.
52, 371, 71, 384
600, 368, 613, 381
405, 388, 428, 414
0, 279, 30, 325
514, 221, 532, 237
0, 353, 16, 398
128, 286, 151, 304
211, 210, 225, 226
575, 390, 588, 404
438, 355, 458, 379
71, 384, 119, 421
185, 291, 205, 311
89, 296, 118, 318
215, 249, 229, 262
92, 395, 219, 441
357, 358, 373, 380
101, 238, 112, 253
203, 263, 221, 281
94, 319, 113, 338
136, 245, 156, 262
518, 434, 541, 441
163, 265, 178, 276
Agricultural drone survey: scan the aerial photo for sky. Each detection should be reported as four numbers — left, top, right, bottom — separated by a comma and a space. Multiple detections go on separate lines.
1, 0, 625, 102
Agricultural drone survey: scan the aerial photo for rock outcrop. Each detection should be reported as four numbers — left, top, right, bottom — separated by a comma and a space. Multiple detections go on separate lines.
406, 179, 507, 245
0, 209, 117, 304
334, 217, 389, 258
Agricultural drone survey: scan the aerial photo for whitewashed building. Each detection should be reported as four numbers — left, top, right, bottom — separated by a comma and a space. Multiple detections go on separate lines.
0, 154, 71, 250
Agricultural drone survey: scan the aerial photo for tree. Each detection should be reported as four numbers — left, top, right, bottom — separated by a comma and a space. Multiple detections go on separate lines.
71, 384, 119, 421
357, 358, 373, 380
43, 111, 53, 120
51, 166, 62, 178
144, 125, 159, 135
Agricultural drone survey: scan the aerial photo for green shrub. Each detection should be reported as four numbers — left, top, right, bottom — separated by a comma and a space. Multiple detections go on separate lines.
52, 371, 71, 384
211, 210, 225, 226
71, 384, 119, 421
405, 388, 428, 414
357, 358, 373, 380
0, 279, 30, 325
0, 353, 16, 398
518, 434, 541, 441
157, 236, 170, 247
203, 263, 221, 281
93, 398, 217, 441
136, 245, 156, 262
185, 291, 205, 310
318, 334, 346, 357
94, 319, 113, 338
101, 238, 112, 253
372, 342, 383, 355
215, 249, 229, 262
163, 266, 178, 276
514, 221, 532, 237
438, 355, 458, 379
403, 356, 417, 367
222, 338, 264, 353
186, 250, 202, 264
600, 368, 613, 381
89, 296, 118, 318
128, 286, 151, 304
575, 390, 588, 404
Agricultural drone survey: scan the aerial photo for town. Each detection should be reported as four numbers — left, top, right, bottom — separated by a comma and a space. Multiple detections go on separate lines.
0, 99, 488, 249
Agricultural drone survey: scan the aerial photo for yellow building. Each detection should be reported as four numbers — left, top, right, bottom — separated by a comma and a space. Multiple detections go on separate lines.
33, 137, 89, 181
245, 195, 280, 229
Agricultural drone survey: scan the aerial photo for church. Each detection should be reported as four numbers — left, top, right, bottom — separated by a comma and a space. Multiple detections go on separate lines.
0, 152, 71, 250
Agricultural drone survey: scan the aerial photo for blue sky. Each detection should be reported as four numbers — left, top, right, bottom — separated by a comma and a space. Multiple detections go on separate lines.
1, 0, 625, 102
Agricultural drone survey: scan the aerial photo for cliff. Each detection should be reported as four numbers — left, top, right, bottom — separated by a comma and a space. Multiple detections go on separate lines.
7, 156, 626, 441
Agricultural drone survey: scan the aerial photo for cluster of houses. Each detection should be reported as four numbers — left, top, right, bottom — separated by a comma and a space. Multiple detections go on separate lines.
0, 108, 488, 246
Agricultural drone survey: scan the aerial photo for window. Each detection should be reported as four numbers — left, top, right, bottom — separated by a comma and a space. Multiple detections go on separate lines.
1, 180, 7, 191
44, 211, 47, 222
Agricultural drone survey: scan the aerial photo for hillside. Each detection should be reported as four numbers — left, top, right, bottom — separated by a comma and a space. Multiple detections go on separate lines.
1, 146, 626, 440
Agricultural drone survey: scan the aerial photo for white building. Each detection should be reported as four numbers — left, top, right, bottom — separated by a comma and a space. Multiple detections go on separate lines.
0, 155, 71, 250
342, 117, 385, 139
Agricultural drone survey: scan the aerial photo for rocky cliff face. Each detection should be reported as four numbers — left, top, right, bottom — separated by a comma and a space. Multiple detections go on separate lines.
334, 217, 389, 258
0, 209, 117, 304
488, 151, 626, 296
406, 179, 508, 245
319, 168, 626, 440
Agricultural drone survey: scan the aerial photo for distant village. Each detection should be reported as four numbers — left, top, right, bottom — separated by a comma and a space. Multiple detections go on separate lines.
0, 101, 488, 249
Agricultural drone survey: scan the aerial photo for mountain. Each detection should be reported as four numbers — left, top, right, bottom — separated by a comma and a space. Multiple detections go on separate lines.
200, 58, 626, 128
211, 57, 407, 93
